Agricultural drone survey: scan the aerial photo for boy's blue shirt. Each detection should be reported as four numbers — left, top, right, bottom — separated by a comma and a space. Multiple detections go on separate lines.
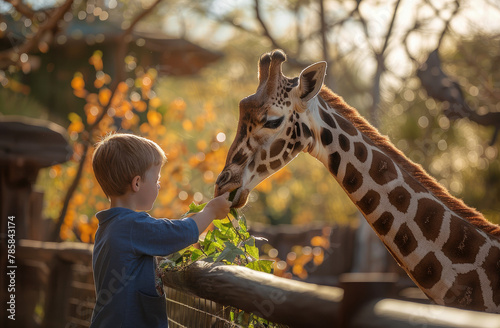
90, 207, 199, 328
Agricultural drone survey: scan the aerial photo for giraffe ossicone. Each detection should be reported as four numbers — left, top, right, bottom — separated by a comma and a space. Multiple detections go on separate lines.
214, 49, 500, 313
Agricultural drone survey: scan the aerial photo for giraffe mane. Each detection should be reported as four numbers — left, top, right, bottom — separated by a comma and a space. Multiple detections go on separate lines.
319, 86, 500, 238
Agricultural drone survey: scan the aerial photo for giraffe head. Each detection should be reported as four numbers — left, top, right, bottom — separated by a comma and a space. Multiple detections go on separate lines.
215, 50, 327, 208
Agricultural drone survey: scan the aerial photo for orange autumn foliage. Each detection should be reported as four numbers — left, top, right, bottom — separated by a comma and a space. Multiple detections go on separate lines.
40, 51, 243, 244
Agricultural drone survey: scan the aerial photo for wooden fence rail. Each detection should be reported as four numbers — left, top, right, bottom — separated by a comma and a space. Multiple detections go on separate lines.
14, 239, 500, 328
351, 298, 500, 328
161, 261, 343, 327
162, 263, 500, 328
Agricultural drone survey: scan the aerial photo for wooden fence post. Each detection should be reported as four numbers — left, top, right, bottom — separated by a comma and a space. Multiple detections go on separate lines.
42, 258, 74, 328
339, 272, 398, 328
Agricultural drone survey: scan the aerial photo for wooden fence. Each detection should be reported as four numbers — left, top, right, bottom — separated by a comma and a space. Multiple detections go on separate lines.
15, 239, 291, 328
162, 263, 500, 328
15, 240, 95, 328
13, 236, 500, 328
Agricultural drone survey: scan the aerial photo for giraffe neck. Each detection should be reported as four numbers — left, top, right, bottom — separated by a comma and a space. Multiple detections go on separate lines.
305, 88, 500, 313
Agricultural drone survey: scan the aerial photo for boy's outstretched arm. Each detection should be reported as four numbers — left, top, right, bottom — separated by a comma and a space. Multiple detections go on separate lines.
190, 192, 231, 233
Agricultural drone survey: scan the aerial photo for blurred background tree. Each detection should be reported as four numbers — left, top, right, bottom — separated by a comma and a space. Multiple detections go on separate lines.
1, 0, 499, 243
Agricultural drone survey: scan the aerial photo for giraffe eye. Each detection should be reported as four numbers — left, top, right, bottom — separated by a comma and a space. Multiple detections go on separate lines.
263, 116, 284, 129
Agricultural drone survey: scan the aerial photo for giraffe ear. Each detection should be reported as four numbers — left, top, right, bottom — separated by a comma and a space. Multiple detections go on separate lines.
297, 62, 327, 102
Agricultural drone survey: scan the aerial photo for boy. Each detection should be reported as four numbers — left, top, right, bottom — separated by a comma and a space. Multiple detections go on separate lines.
90, 133, 231, 327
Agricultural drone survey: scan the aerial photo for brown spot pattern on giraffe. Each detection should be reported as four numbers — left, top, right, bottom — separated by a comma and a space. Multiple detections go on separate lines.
302, 123, 313, 139
270, 139, 286, 157
260, 150, 267, 161
291, 142, 304, 157
317, 96, 330, 111
257, 165, 267, 175
415, 198, 445, 242
388, 186, 411, 213
373, 212, 394, 236
319, 108, 337, 129
232, 149, 248, 166
321, 128, 333, 146
444, 271, 486, 311
411, 252, 443, 289
328, 152, 341, 176
334, 114, 357, 136
354, 142, 367, 163
294, 122, 302, 138
356, 190, 380, 215
483, 246, 500, 306
270, 160, 281, 170
342, 163, 363, 193
369, 150, 398, 185
403, 172, 428, 193
394, 223, 418, 256
338, 134, 350, 152
442, 216, 486, 264
283, 150, 290, 161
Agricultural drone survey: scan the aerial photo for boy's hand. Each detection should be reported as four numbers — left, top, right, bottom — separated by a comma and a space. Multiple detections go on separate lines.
190, 193, 231, 234
203, 192, 231, 220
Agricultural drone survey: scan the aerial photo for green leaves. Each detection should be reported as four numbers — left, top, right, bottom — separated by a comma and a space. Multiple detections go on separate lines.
216, 242, 245, 262
190, 248, 204, 262
184, 201, 206, 216
243, 238, 259, 259
163, 202, 273, 274
245, 259, 274, 272
161, 202, 278, 327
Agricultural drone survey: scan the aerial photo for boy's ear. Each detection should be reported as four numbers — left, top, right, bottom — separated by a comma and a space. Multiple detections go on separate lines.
131, 175, 141, 192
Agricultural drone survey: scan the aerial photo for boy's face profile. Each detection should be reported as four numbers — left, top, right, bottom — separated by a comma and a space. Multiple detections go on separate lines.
133, 164, 162, 211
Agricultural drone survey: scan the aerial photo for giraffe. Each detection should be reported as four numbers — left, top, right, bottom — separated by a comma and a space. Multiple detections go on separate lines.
214, 49, 500, 313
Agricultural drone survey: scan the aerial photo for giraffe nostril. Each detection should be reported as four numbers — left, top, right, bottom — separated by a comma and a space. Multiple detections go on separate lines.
216, 171, 231, 187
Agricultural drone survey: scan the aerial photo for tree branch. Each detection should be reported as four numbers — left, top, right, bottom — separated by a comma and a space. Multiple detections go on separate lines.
369, 0, 402, 126
292, 2, 304, 57
254, 0, 283, 51
436, 0, 460, 48
319, 0, 329, 62
0, 0, 74, 69
319, 0, 336, 88
2, 0, 35, 19
355, 4, 376, 55
380, 0, 401, 55
51, 0, 164, 241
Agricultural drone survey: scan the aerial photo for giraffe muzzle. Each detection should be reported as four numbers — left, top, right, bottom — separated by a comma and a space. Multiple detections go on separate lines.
214, 169, 248, 207
215, 170, 232, 188
214, 169, 240, 198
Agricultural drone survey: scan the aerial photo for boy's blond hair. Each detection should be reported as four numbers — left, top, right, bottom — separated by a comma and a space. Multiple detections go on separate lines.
92, 133, 167, 197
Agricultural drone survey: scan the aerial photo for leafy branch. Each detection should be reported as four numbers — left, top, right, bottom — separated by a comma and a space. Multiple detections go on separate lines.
159, 204, 276, 327
160, 203, 273, 273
